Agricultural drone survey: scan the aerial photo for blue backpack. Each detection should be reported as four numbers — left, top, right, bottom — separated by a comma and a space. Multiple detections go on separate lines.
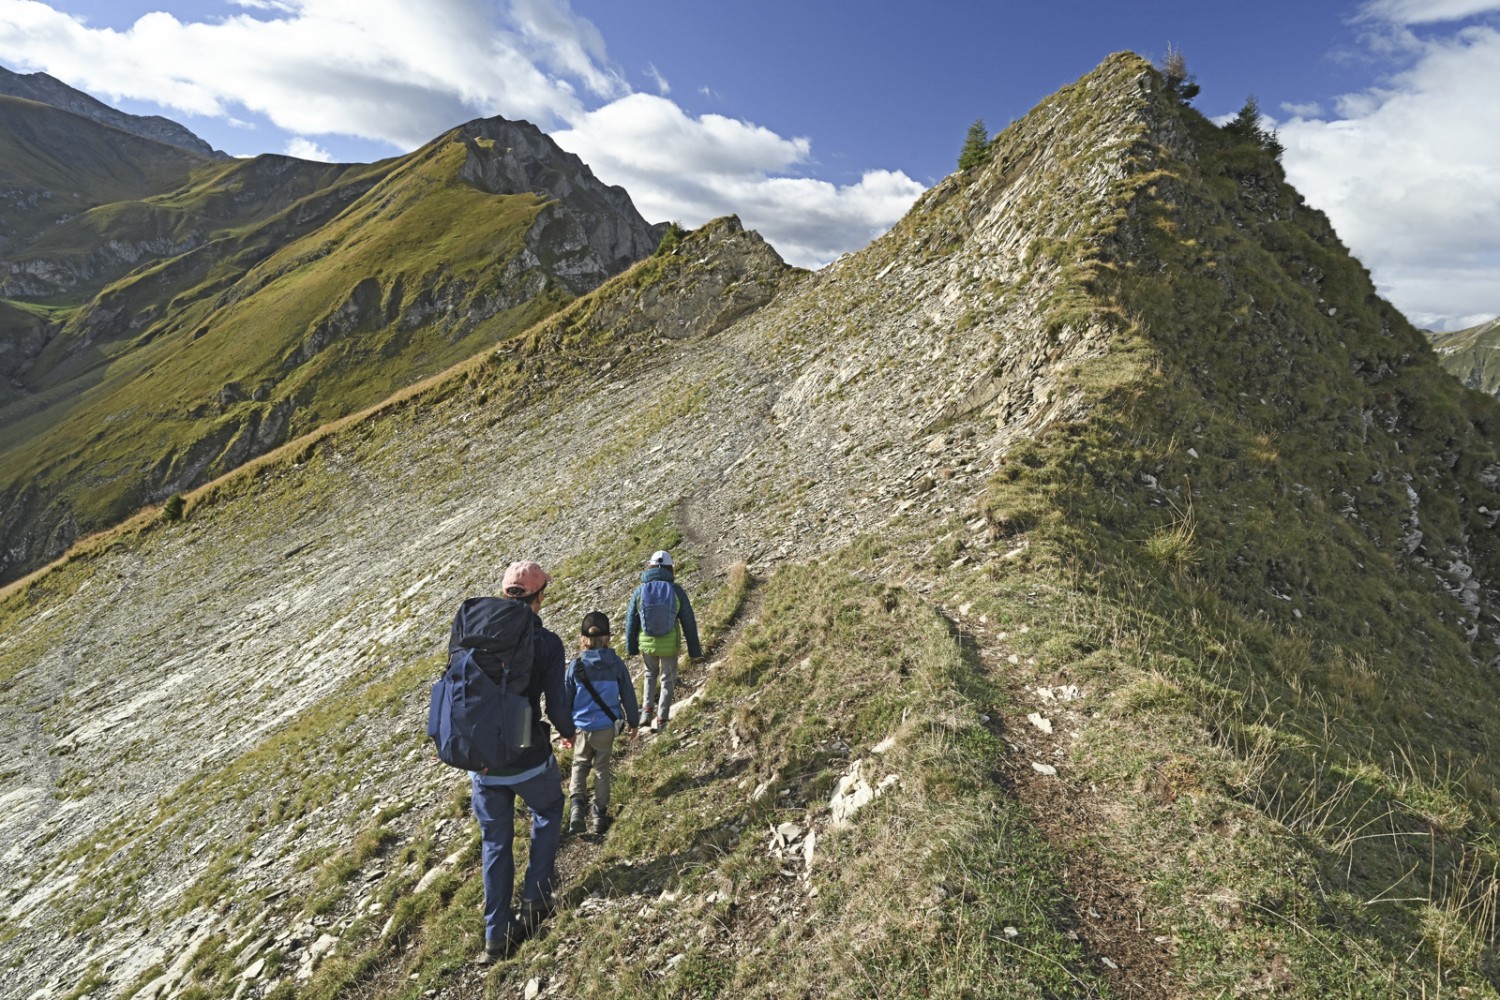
639, 580, 678, 637
427, 596, 536, 773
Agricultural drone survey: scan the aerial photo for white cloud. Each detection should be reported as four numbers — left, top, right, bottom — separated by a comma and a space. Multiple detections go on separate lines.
285, 137, 332, 161
1359, 0, 1500, 25
1278, 22, 1500, 328
645, 62, 669, 95
506, 0, 625, 101
0, 0, 587, 146
1280, 100, 1324, 117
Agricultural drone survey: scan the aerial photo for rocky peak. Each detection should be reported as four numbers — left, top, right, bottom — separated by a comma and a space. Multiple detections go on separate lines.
451, 115, 663, 292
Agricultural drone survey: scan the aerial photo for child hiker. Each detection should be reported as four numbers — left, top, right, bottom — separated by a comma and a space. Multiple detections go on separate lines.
561, 610, 639, 835
625, 550, 702, 732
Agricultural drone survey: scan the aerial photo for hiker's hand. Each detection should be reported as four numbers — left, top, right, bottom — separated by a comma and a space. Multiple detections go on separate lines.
560, 738, 573, 750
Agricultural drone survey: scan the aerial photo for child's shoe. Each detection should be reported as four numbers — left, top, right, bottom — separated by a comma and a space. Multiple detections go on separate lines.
590, 804, 611, 836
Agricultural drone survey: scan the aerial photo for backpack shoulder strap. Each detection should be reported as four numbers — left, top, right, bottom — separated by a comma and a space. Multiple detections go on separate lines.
573, 661, 619, 724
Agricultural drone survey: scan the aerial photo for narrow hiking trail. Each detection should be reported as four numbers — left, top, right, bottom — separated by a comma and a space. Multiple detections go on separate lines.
939, 603, 1174, 1000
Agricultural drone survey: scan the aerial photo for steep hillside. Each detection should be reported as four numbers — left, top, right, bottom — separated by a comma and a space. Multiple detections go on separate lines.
0, 64, 224, 158
3, 53, 1500, 1000
1432, 316, 1500, 399
0, 115, 662, 583
0, 94, 210, 256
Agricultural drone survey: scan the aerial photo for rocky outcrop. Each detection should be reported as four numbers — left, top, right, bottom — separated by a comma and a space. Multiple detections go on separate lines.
1, 235, 203, 298
0, 304, 53, 381
456, 117, 664, 289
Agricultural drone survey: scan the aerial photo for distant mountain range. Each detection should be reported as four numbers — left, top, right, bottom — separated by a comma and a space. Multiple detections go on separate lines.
0, 66, 663, 582
1429, 316, 1500, 400
0, 65, 225, 159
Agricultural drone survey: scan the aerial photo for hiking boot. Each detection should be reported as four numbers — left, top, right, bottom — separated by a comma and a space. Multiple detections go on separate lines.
652, 715, 668, 733
518, 897, 554, 936
472, 929, 518, 965
567, 797, 587, 835
590, 805, 611, 836
641, 705, 655, 727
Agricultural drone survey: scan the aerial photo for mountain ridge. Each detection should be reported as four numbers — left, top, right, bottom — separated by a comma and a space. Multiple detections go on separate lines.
0, 64, 225, 159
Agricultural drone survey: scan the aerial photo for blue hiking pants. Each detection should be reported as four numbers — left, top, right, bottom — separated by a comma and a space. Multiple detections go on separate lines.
469, 756, 564, 944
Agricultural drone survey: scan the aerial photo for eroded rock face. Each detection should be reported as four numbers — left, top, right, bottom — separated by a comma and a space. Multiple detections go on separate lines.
0, 236, 204, 298
456, 117, 665, 292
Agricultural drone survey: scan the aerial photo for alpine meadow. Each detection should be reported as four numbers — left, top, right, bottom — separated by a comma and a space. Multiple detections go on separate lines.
2, 51, 1500, 999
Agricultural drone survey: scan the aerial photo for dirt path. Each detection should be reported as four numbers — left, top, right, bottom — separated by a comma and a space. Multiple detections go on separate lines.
941, 606, 1173, 1000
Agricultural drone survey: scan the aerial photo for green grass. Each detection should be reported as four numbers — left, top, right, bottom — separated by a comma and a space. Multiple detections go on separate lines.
0, 94, 207, 251
270, 558, 1109, 1000
919, 55, 1500, 993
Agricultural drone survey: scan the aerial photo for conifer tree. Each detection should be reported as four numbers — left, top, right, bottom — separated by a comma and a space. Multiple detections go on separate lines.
1224, 95, 1285, 162
1224, 95, 1264, 142
958, 119, 990, 171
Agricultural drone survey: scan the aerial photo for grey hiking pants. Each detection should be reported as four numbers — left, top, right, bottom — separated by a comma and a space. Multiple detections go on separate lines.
642, 653, 678, 721
568, 727, 618, 809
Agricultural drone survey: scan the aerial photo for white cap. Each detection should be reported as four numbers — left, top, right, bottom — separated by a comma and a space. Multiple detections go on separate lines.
648, 550, 674, 568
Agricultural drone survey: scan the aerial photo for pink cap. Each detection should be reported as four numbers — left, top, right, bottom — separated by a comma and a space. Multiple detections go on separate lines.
502, 560, 551, 599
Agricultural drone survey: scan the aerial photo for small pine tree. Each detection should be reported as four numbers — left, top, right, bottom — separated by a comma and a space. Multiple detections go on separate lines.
161, 494, 185, 523
1224, 95, 1264, 141
1223, 95, 1284, 162
1261, 127, 1285, 162
958, 119, 990, 171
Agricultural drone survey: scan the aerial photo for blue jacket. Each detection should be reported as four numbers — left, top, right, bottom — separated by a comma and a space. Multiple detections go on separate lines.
625, 567, 702, 658
565, 648, 640, 732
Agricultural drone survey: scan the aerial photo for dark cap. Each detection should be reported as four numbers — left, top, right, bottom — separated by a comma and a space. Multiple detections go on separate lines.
581, 610, 611, 637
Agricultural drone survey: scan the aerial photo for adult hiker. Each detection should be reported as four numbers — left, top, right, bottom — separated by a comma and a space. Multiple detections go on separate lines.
624, 550, 702, 732
469, 560, 575, 964
561, 610, 639, 836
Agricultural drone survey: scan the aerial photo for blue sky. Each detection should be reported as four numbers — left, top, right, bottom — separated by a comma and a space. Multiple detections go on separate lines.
0, 0, 1496, 330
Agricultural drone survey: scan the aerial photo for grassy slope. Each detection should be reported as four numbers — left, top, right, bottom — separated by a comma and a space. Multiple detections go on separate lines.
268, 62, 1500, 997
11, 154, 378, 291
1432, 317, 1500, 399
429, 55, 1500, 998
0, 133, 561, 562
964, 60, 1500, 994
0, 95, 208, 250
